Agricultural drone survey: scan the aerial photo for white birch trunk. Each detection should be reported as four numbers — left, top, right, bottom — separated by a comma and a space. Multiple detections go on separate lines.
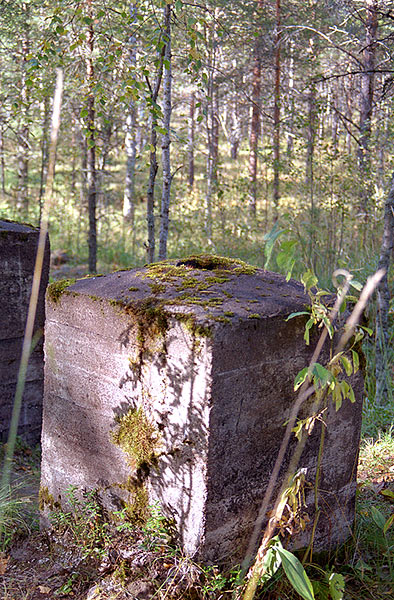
158, 3, 172, 261
123, 3, 138, 226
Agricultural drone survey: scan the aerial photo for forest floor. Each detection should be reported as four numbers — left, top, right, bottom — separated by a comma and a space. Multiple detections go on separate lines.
1, 432, 394, 600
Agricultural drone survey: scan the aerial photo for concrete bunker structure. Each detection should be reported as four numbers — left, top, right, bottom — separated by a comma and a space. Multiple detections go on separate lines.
40, 256, 363, 565
0, 219, 49, 445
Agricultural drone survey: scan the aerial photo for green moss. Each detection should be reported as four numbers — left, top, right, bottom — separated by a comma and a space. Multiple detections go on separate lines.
224, 311, 235, 317
88, 294, 103, 302
128, 286, 139, 292
175, 254, 256, 273
175, 277, 209, 292
131, 298, 169, 338
127, 484, 149, 523
141, 254, 256, 284
212, 316, 231, 324
140, 263, 190, 283
47, 278, 76, 304
109, 298, 124, 308
206, 275, 230, 284
39, 485, 60, 511
175, 314, 212, 338
248, 314, 261, 319
149, 282, 166, 295
111, 407, 159, 471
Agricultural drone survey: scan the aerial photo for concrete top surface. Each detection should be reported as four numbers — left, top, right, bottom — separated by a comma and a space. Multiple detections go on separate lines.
63, 255, 310, 323
0, 219, 38, 233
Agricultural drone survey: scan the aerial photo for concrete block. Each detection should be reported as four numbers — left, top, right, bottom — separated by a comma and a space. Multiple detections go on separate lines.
0, 220, 50, 445
40, 256, 363, 565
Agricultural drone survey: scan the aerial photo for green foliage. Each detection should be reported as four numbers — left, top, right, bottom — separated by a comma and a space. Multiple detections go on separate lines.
140, 501, 173, 551
49, 485, 110, 558
0, 484, 32, 551
276, 543, 315, 600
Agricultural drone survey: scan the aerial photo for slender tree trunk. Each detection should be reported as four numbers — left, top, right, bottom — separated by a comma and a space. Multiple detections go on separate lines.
146, 47, 164, 263
306, 83, 317, 270
248, 35, 261, 217
97, 121, 112, 211
212, 81, 219, 186
286, 41, 295, 156
137, 104, 145, 153
375, 172, 394, 405
204, 15, 219, 242
123, 106, 137, 235
205, 69, 215, 240
331, 87, 339, 153
77, 129, 87, 253
273, 0, 281, 213
230, 102, 240, 160
123, 2, 138, 229
158, 2, 172, 261
305, 85, 317, 190
16, 8, 30, 213
248, 0, 263, 217
0, 119, 5, 196
147, 118, 158, 263
86, 0, 97, 273
70, 118, 77, 196
357, 0, 378, 230
188, 91, 195, 188
38, 95, 50, 224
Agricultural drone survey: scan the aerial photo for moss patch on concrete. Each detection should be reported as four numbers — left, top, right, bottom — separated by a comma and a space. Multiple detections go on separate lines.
39, 485, 60, 511
111, 407, 160, 525
111, 407, 159, 472
47, 278, 77, 304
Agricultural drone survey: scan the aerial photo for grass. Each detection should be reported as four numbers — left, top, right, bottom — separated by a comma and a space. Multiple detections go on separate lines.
0, 484, 33, 552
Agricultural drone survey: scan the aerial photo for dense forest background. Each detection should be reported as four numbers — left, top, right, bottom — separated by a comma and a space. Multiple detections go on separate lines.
1, 0, 392, 278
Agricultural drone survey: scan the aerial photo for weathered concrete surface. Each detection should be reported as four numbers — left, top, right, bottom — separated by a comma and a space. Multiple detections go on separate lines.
41, 256, 363, 565
0, 219, 50, 444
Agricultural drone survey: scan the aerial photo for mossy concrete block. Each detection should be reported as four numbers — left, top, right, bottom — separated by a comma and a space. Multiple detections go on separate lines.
40, 256, 363, 565
0, 220, 49, 444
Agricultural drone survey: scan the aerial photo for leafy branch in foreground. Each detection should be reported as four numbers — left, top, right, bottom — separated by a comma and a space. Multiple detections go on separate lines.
240, 269, 385, 600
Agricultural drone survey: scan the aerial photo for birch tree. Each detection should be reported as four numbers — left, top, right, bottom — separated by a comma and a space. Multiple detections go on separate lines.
357, 0, 378, 237
158, 2, 173, 261
123, 2, 138, 232
85, 0, 97, 274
